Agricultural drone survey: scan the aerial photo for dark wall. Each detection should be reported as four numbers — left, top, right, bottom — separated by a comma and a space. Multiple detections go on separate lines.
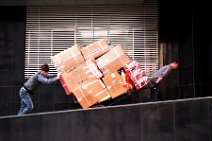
0, 97, 211, 141
0, 7, 26, 116
158, 0, 190, 100
158, 0, 212, 99
193, 2, 212, 97
0, 7, 77, 116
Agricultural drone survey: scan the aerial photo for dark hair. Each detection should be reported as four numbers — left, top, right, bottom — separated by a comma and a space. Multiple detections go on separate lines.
170, 59, 180, 64
40, 63, 49, 72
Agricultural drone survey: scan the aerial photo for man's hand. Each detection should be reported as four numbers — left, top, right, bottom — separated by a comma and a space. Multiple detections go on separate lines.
57, 72, 62, 79
155, 77, 162, 84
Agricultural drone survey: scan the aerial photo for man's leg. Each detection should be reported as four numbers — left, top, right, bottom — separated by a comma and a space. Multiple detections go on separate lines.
149, 78, 159, 102
18, 88, 34, 116
18, 99, 26, 115
150, 85, 159, 101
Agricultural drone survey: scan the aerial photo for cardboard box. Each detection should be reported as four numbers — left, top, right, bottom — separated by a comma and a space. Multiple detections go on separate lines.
81, 39, 110, 60
59, 59, 103, 95
51, 44, 85, 73
96, 45, 131, 75
102, 71, 129, 99
60, 74, 73, 95
123, 60, 150, 90
73, 79, 110, 109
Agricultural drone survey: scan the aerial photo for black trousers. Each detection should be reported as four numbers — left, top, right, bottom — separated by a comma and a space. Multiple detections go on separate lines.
149, 78, 160, 102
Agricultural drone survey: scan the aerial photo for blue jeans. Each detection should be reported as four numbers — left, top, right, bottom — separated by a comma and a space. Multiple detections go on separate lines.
18, 87, 34, 116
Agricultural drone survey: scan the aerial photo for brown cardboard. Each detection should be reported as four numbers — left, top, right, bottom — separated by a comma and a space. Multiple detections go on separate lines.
81, 39, 110, 60
59, 59, 103, 95
73, 79, 110, 109
73, 86, 96, 109
50, 44, 85, 73
96, 45, 131, 75
80, 59, 103, 79
102, 71, 128, 99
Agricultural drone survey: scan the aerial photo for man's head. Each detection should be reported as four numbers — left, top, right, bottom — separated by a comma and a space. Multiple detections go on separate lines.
40, 63, 49, 77
169, 59, 180, 70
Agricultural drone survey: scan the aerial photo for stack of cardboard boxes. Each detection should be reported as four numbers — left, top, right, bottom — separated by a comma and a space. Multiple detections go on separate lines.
51, 39, 149, 109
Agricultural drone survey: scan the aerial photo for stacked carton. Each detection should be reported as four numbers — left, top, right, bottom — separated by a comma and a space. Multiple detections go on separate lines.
123, 60, 150, 90
51, 39, 149, 109
59, 59, 103, 95
102, 71, 129, 99
50, 44, 85, 73
96, 45, 131, 75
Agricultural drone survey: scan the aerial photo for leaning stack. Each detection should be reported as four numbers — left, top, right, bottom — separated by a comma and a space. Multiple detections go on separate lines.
51, 39, 148, 109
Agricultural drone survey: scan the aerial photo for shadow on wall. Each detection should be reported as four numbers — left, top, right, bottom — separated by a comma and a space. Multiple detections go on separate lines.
159, 72, 179, 101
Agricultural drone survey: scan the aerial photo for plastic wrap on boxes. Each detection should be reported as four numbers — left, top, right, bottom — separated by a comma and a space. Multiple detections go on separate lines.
102, 71, 129, 99
73, 79, 110, 109
81, 39, 110, 60
59, 59, 103, 95
123, 60, 150, 90
50, 44, 85, 73
96, 45, 130, 75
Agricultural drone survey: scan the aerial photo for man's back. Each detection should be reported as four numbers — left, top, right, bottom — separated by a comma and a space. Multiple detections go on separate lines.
152, 65, 172, 79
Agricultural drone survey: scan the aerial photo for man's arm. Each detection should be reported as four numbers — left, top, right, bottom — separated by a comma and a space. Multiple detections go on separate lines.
155, 77, 163, 84
37, 74, 59, 84
160, 66, 171, 78
48, 73, 58, 78
154, 66, 171, 84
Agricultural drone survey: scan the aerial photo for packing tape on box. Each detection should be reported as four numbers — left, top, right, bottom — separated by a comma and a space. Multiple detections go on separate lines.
77, 86, 91, 105
97, 52, 124, 70
53, 53, 83, 73
98, 45, 127, 67
106, 79, 124, 91
99, 79, 106, 88
94, 89, 107, 98
97, 59, 110, 74
83, 43, 103, 59
83, 60, 103, 78
113, 46, 129, 68
64, 52, 81, 63
94, 89, 111, 103
52, 49, 81, 66
98, 94, 111, 103
111, 73, 116, 78
98, 40, 108, 51
81, 80, 99, 89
